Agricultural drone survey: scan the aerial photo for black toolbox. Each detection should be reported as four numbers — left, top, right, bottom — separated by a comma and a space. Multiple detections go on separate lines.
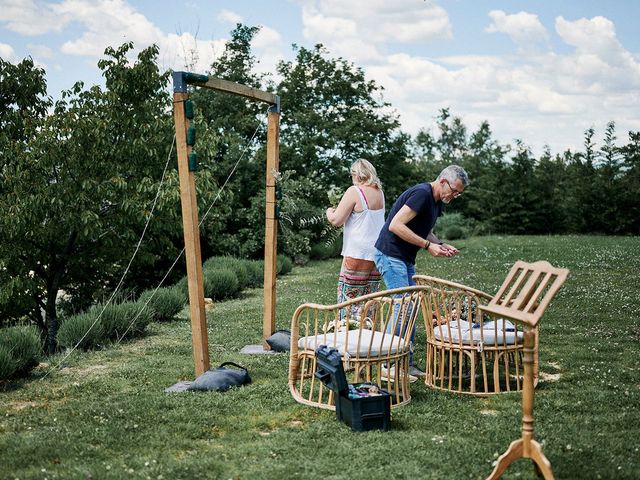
314, 345, 391, 432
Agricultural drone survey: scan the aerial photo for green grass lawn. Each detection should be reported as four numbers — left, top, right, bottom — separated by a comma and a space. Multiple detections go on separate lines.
1, 235, 639, 479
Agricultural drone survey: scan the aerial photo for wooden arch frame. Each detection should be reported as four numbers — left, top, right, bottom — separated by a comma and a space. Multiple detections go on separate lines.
172, 72, 280, 376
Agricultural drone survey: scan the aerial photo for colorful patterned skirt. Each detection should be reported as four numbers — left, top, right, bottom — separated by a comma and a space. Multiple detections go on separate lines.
337, 257, 382, 321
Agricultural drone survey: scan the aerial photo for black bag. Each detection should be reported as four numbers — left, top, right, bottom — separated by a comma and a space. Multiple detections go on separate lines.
187, 362, 251, 392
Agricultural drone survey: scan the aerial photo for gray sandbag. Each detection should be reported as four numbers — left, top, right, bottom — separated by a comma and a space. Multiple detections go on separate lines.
266, 329, 291, 352
187, 362, 251, 392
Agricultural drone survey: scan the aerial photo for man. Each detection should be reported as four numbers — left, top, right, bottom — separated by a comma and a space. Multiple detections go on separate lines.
374, 164, 469, 379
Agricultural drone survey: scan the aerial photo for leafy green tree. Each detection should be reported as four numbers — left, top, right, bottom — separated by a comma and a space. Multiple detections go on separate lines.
489, 140, 544, 233
277, 44, 412, 204
0, 57, 53, 329
0, 44, 219, 353
595, 121, 625, 233
436, 107, 468, 165
459, 120, 508, 231
189, 24, 270, 259
564, 127, 602, 233
534, 147, 568, 233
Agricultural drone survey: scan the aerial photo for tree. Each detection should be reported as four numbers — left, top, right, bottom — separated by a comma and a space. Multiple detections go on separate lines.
596, 121, 625, 233
618, 131, 640, 234
277, 44, 412, 204
436, 107, 468, 165
0, 57, 53, 330
489, 140, 546, 234
0, 44, 219, 353
188, 24, 271, 259
534, 147, 568, 233
564, 128, 599, 233
460, 120, 508, 231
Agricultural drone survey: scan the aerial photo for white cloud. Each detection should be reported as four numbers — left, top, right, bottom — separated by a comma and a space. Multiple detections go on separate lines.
57, 0, 163, 57
556, 15, 617, 54
253, 25, 281, 50
358, 19, 638, 154
27, 43, 53, 59
0, 0, 72, 35
486, 10, 548, 47
301, 0, 451, 63
251, 25, 285, 77
555, 15, 640, 88
3, 1, 638, 155
158, 32, 226, 73
0, 42, 16, 60
217, 9, 243, 25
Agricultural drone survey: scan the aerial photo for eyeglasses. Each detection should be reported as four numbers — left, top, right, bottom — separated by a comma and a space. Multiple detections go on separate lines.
445, 179, 463, 197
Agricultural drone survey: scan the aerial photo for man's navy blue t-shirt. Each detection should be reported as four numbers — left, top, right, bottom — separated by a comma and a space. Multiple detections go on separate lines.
375, 183, 443, 264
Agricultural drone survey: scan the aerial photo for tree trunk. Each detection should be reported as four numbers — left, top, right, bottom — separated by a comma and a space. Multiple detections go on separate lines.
44, 230, 78, 355
45, 288, 59, 355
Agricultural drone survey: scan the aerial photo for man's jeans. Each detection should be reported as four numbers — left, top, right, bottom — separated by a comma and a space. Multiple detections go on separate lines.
373, 249, 417, 364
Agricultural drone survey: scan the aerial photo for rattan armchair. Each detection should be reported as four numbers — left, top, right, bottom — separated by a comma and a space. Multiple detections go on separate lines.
414, 274, 531, 395
288, 285, 428, 409
416, 260, 568, 478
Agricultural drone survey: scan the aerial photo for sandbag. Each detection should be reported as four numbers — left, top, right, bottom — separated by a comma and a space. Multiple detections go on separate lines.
266, 329, 291, 352
187, 362, 251, 392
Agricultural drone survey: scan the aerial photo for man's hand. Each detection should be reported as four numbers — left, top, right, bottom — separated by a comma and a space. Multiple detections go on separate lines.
428, 242, 459, 257
441, 243, 459, 255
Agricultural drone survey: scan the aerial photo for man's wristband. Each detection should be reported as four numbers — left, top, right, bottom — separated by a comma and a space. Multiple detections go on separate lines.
424, 240, 431, 250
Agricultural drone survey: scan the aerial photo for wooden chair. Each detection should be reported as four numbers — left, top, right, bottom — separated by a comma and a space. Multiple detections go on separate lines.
414, 275, 530, 395
288, 286, 428, 409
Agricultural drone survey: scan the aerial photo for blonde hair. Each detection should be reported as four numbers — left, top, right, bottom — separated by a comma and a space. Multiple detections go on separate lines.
350, 159, 381, 189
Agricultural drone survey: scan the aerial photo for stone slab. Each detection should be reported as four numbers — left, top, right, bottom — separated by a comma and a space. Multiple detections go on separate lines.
164, 380, 193, 393
239, 344, 277, 355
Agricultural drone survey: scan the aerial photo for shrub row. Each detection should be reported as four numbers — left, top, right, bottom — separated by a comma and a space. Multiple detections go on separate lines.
309, 237, 342, 261
4, 255, 294, 367
175, 255, 293, 302
58, 301, 154, 350
433, 212, 473, 240
0, 326, 41, 381
138, 287, 186, 322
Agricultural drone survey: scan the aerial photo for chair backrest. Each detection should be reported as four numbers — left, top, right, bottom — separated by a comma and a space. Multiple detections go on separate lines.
483, 260, 569, 327
291, 286, 428, 360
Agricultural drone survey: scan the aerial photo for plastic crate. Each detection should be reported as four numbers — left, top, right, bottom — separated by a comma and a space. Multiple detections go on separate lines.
315, 345, 391, 432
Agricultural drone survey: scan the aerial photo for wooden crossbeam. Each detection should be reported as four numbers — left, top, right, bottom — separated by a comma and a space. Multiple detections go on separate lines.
191, 77, 278, 105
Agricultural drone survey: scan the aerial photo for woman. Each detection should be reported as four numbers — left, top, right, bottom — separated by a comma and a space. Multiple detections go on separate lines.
326, 159, 385, 321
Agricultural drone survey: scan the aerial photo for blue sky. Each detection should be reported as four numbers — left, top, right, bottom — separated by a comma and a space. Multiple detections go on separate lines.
1, 0, 639, 156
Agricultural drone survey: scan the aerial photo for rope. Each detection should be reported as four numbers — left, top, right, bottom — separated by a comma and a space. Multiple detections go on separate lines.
41, 134, 176, 379
44, 108, 268, 378
114, 112, 266, 344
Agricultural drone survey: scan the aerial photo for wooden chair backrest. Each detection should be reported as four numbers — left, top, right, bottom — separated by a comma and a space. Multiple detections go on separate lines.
482, 260, 569, 327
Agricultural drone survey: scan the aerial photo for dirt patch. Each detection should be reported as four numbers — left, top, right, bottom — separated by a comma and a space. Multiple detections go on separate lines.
540, 371, 562, 382
59, 364, 109, 377
480, 409, 498, 415
7, 401, 40, 411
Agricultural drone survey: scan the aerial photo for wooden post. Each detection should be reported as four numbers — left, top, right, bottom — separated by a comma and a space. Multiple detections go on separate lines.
171, 72, 281, 360
173, 91, 210, 377
263, 107, 280, 349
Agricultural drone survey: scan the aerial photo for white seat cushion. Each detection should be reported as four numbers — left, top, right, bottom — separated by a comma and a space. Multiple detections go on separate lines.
298, 329, 405, 356
432, 319, 523, 345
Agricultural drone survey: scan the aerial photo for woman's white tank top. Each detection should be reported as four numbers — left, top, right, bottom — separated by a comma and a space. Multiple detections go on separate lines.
341, 187, 385, 261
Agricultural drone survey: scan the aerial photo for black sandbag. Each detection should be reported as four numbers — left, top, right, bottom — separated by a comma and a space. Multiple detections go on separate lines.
266, 329, 291, 352
187, 362, 251, 392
